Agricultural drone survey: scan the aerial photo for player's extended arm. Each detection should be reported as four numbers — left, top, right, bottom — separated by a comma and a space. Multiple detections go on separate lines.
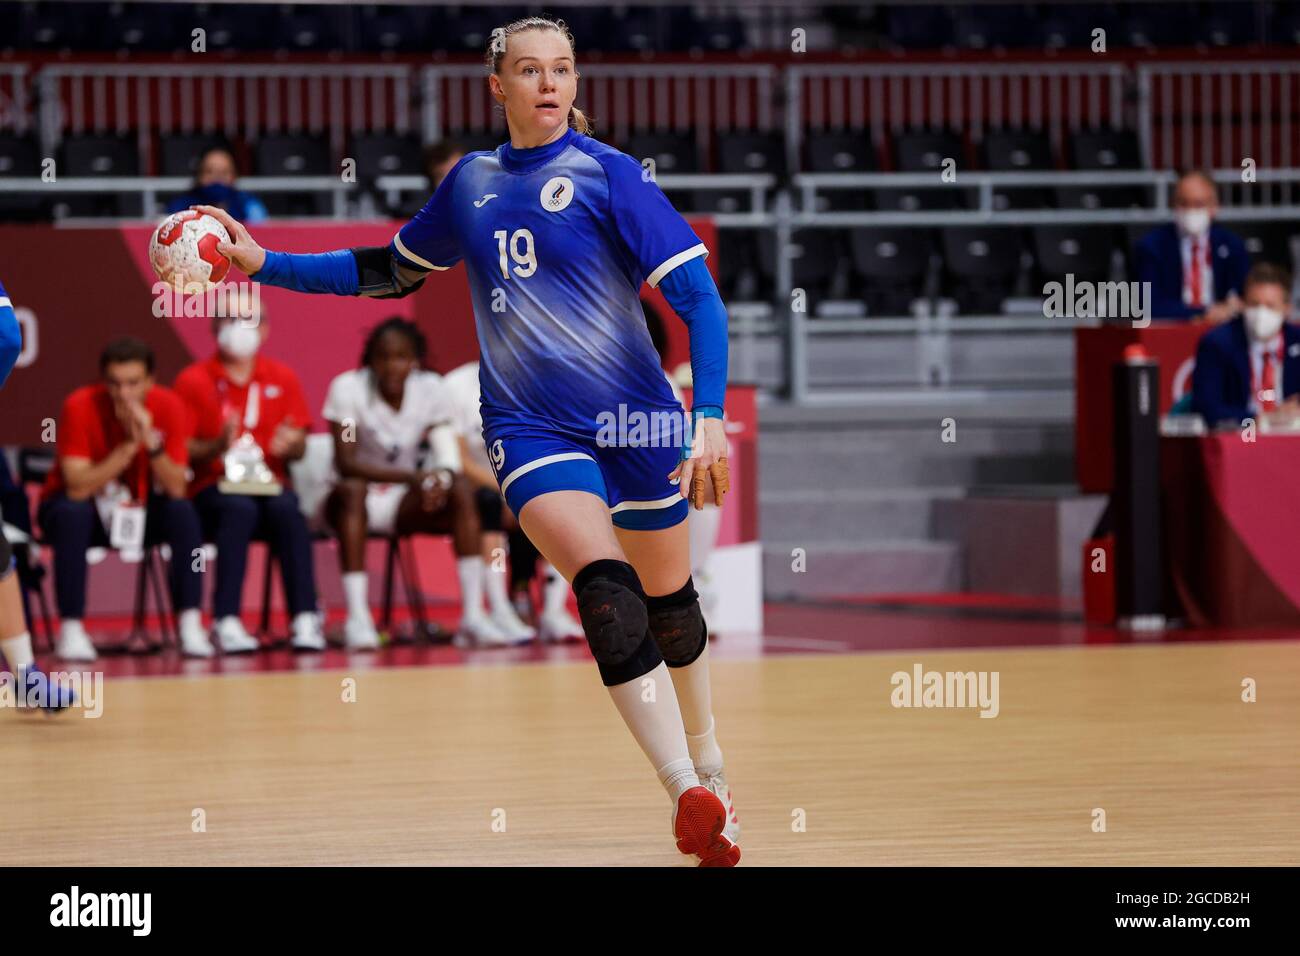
194, 204, 428, 300
0, 281, 21, 388
658, 256, 731, 508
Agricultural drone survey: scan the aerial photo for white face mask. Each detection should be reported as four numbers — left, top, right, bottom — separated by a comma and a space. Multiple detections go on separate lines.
1244, 305, 1285, 343
1175, 208, 1211, 238
217, 321, 261, 359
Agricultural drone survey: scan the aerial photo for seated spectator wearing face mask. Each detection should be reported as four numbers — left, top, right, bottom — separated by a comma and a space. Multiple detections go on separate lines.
1191, 262, 1300, 427
166, 146, 269, 224
1136, 169, 1251, 323
172, 307, 323, 653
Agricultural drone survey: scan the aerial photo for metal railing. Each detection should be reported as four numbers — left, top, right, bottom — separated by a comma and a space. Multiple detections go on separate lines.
35, 63, 415, 172
1136, 61, 1300, 172
0, 65, 31, 135
792, 168, 1300, 224
420, 63, 779, 165
787, 61, 1129, 175
0, 175, 357, 219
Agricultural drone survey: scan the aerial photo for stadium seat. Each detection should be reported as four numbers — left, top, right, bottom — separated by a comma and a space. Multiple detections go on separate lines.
57, 134, 142, 217
623, 132, 699, 174
939, 226, 1024, 314
717, 132, 786, 180
757, 229, 841, 313
888, 131, 967, 210
893, 130, 964, 173
253, 133, 332, 216
1030, 225, 1122, 285
872, 185, 967, 213
804, 130, 877, 173
982, 129, 1053, 211
1232, 221, 1297, 272
849, 227, 935, 316
0, 134, 49, 222
349, 133, 424, 179
1069, 130, 1142, 171
886, 4, 955, 49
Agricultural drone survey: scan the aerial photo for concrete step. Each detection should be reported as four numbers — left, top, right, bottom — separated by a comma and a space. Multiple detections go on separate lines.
763, 539, 963, 599
759, 425, 1076, 491
760, 486, 966, 541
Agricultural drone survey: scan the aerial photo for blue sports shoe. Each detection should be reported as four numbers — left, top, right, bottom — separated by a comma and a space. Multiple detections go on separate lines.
14, 665, 77, 715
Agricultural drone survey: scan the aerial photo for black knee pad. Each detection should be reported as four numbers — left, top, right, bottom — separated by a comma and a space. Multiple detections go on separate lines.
646, 577, 707, 668
0, 532, 12, 580
572, 559, 663, 687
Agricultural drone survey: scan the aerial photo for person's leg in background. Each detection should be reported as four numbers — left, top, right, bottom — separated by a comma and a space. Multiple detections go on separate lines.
191, 486, 257, 655
323, 478, 378, 650
475, 487, 534, 642
686, 481, 724, 621
146, 493, 211, 657
393, 476, 514, 646
0, 508, 75, 712
259, 489, 324, 651
36, 494, 99, 662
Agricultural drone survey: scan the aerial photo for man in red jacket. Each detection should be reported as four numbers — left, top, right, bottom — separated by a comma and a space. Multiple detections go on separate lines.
38, 337, 208, 660
173, 308, 323, 651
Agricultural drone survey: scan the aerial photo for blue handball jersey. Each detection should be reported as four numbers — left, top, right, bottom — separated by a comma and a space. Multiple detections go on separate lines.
390, 127, 708, 439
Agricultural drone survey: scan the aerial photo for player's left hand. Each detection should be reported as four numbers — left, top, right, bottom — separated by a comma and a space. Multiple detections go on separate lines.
670, 416, 729, 510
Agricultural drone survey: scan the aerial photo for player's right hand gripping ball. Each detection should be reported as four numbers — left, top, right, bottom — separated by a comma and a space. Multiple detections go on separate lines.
691, 457, 729, 510
148, 210, 232, 290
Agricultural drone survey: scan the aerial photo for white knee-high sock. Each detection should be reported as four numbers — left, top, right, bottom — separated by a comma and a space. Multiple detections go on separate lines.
606, 661, 699, 801
1, 632, 35, 672
666, 645, 725, 771
688, 504, 723, 575
482, 560, 512, 616
342, 571, 370, 619
541, 561, 568, 615
457, 556, 485, 618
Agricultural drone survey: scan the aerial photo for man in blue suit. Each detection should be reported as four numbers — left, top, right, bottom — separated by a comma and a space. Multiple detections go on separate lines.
1136, 169, 1251, 323
1192, 263, 1300, 426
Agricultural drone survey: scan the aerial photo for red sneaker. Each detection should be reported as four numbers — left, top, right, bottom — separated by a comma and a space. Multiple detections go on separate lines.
672, 785, 742, 867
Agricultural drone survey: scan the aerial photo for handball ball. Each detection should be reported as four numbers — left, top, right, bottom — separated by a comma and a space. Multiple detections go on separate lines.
149, 210, 232, 289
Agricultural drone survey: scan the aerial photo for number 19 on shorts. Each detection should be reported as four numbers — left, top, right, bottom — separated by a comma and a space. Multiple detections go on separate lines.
494, 229, 537, 279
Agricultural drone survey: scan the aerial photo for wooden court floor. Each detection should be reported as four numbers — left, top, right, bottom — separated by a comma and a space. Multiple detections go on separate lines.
2, 640, 1297, 865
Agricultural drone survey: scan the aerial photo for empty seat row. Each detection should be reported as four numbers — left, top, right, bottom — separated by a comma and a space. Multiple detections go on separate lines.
713, 222, 1299, 317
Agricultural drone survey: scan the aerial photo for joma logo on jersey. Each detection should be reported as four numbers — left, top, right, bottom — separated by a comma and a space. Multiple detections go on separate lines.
540, 176, 574, 212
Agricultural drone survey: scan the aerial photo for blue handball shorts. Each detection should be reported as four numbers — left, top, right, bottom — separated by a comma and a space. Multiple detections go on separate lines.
482, 423, 689, 531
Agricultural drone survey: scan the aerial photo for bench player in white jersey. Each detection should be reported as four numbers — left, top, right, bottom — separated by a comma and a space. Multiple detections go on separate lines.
443, 360, 583, 644
198, 16, 740, 865
320, 318, 514, 648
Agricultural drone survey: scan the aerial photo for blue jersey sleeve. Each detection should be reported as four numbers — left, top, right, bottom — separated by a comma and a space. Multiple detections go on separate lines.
0, 280, 22, 388
391, 154, 475, 273
600, 152, 708, 288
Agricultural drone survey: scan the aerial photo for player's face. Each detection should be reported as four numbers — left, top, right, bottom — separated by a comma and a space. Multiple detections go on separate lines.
493, 30, 577, 144
370, 331, 417, 400
103, 360, 152, 407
